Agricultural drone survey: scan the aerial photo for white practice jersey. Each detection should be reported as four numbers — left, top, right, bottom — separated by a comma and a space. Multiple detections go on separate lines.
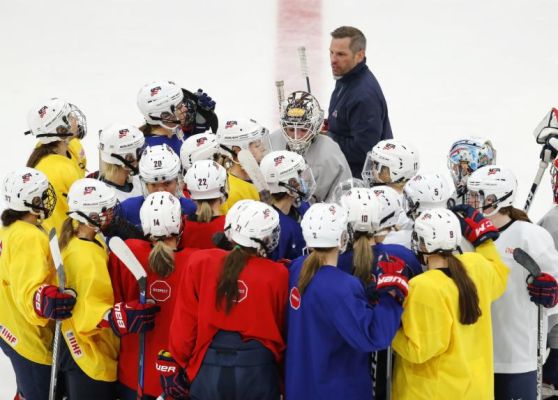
492, 220, 558, 373
270, 130, 351, 202
106, 175, 143, 202
538, 205, 558, 347
383, 228, 412, 249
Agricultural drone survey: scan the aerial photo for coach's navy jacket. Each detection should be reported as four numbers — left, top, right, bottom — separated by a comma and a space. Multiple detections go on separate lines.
328, 58, 393, 178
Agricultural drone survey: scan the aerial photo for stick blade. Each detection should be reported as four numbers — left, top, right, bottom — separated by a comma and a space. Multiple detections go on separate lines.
109, 236, 147, 283
512, 248, 542, 276
237, 149, 272, 204
48, 228, 65, 289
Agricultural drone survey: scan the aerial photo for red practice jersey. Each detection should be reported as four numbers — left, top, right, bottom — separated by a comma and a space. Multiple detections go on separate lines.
181, 215, 226, 249
169, 249, 289, 382
109, 239, 197, 397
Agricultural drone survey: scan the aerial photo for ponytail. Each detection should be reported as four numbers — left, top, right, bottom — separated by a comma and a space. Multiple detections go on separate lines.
1, 209, 30, 227
148, 241, 175, 278
447, 254, 482, 325
26, 142, 59, 168
59, 218, 78, 250
499, 206, 531, 223
352, 233, 374, 284
216, 246, 256, 313
196, 201, 214, 223
298, 248, 333, 295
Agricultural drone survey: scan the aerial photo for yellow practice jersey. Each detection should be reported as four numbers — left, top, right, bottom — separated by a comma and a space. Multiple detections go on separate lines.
67, 138, 87, 177
220, 173, 260, 214
392, 240, 509, 400
35, 154, 82, 234
61, 235, 119, 382
0, 221, 56, 365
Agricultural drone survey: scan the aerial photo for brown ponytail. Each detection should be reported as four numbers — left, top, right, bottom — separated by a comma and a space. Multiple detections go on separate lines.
499, 206, 531, 223
196, 201, 214, 223
298, 248, 333, 295
352, 233, 374, 284
148, 241, 175, 278
59, 218, 78, 250
447, 254, 482, 325
216, 246, 256, 313
1, 210, 29, 227
26, 142, 59, 168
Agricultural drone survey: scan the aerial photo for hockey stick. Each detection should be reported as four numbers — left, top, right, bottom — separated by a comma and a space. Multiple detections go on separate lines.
524, 160, 550, 213
108, 236, 148, 400
512, 248, 543, 400
298, 46, 311, 93
275, 80, 285, 114
48, 228, 65, 400
237, 149, 272, 205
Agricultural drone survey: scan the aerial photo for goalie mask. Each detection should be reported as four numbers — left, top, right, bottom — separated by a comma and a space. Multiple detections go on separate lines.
1, 167, 56, 220
26, 98, 87, 143
67, 178, 118, 231
447, 137, 496, 198
280, 91, 324, 155
260, 150, 316, 202
465, 165, 516, 217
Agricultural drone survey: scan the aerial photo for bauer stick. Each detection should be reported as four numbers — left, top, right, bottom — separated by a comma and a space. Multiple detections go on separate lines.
48, 228, 65, 400
298, 46, 311, 93
237, 149, 272, 205
109, 236, 148, 400
513, 248, 544, 400
275, 80, 285, 114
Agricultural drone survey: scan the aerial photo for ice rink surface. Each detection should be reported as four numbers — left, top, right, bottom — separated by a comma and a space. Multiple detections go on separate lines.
1, 0, 558, 396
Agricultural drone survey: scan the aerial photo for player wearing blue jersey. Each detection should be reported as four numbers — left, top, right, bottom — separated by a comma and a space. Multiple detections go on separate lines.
285, 203, 407, 400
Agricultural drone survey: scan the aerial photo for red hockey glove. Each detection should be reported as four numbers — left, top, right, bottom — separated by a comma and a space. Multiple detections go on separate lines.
156, 350, 190, 400
103, 300, 160, 337
33, 284, 77, 320
527, 273, 558, 308
451, 204, 499, 247
376, 273, 409, 304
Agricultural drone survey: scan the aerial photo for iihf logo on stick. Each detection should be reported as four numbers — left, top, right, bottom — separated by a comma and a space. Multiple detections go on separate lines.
22, 173, 32, 183
118, 129, 129, 138
38, 106, 48, 118
225, 120, 237, 129
196, 137, 207, 147
83, 186, 96, 195
150, 86, 161, 96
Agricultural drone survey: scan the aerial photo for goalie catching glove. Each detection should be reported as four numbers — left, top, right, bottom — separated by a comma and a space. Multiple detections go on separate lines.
157, 350, 190, 399
100, 300, 160, 337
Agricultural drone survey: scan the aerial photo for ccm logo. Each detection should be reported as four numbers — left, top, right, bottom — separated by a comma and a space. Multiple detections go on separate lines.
474, 220, 494, 236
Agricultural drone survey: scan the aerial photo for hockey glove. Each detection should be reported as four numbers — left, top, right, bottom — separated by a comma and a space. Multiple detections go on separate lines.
527, 273, 558, 308
157, 350, 190, 400
451, 204, 499, 247
33, 284, 77, 320
365, 280, 380, 305
104, 300, 160, 337
376, 273, 409, 304
376, 254, 415, 279
195, 89, 216, 112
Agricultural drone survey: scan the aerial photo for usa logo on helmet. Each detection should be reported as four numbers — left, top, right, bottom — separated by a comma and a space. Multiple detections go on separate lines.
118, 129, 129, 138
38, 106, 48, 118
196, 137, 207, 147
487, 168, 499, 175
329, 205, 336, 215
150, 86, 161, 96
225, 120, 237, 129
383, 143, 396, 150
83, 186, 96, 195
274, 155, 285, 166
22, 173, 32, 183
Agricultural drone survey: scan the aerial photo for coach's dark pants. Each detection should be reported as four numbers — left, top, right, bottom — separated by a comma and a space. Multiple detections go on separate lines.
495, 371, 537, 400
189, 331, 280, 400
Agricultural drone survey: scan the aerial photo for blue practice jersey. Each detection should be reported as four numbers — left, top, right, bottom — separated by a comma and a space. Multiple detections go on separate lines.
338, 242, 422, 280
143, 133, 183, 156
285, 255, 402, 400
119, 195, 196, 230
270, 202, 309, 261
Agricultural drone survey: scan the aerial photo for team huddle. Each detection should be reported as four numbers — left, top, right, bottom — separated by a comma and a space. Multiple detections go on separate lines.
1, 79, 558, 400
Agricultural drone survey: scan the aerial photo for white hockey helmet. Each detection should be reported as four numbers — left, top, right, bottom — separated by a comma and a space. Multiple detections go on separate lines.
99, 123, 145, 173
362, 139, 419, 186
217, 118, 271, 163
26, 98, 87, 144
371, 185, 405, 235
184, 160, 228, 200
139, 144, 181, 184
67, 178, 117, 230
465, 165, 517, 216
447, 136, 496, 191
140, 192, 183, 238
301, 203, 350, 251
1, 167, 56, 220
339, 188, 381, 234
412, 208, 462, 255
180, 132, 220, 172
403, 173, 451, 219
224, 200, 280, 255
327, 178, 367, 204
280, 91, 324, 155
137, 80, 184, 128
259, 150, 316, 201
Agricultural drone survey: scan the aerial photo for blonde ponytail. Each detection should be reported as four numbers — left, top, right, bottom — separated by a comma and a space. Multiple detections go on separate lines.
148, 241, 175, 278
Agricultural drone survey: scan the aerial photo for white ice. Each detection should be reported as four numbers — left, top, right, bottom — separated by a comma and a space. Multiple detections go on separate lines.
1, 0, 558, 396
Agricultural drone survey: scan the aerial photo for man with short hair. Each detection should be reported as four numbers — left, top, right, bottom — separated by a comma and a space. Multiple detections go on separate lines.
328, 26, 393, 178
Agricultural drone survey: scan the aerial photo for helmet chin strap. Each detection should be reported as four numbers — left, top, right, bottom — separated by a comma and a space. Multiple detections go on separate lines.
111, 154, 139, 175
